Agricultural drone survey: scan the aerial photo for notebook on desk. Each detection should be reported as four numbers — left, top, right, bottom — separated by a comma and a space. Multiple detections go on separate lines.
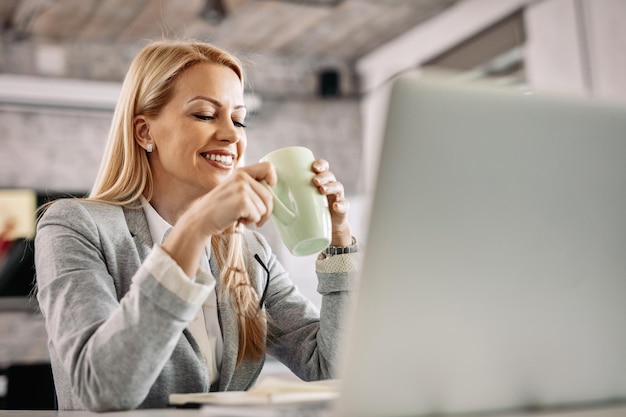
332, 73, 626, 417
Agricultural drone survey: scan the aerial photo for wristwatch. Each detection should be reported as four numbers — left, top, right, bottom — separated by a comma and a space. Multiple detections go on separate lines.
324, 236, 359, 256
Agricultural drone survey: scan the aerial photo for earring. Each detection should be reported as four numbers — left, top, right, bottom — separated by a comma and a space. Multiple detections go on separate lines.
146, 143, 153, 153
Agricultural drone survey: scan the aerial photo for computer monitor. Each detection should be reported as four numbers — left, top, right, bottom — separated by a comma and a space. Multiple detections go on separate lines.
334, 73, 626, 417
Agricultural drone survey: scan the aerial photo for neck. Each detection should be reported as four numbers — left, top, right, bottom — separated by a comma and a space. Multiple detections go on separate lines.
147, 187, 196, 226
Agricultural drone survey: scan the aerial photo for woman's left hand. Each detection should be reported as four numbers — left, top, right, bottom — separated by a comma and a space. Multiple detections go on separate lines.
312, 159, 352, 246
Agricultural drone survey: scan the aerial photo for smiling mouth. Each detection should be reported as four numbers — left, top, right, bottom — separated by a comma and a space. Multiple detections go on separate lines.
201, 152, 235, 167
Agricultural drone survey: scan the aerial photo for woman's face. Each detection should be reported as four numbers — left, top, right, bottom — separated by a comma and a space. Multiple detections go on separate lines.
141, 62, 247, 201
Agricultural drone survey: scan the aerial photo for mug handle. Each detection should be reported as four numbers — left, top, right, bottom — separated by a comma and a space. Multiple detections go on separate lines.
261, 181, 297, 225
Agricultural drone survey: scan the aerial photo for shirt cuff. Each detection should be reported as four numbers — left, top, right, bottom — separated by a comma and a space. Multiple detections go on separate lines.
315, 251, 362, 274
143, 244, 216, 305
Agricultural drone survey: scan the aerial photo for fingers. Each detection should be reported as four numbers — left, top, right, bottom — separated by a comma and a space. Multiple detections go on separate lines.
242, 161, 277, 187
228, 162, 276, 227
312, 159, 329, 174
196, 167, 274, 233
312, 164, 352, 246
231, 170, 274, 227
310, 163, 351, 225
247, 176, 274, 227
332, 196, 350, 215
313, 170, 344, 200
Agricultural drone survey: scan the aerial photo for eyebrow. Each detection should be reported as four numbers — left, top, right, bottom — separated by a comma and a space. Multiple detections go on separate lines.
187, 95, 247, 110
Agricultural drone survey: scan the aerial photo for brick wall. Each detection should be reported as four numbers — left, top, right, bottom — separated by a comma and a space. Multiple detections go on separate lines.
0, 97, 362, 195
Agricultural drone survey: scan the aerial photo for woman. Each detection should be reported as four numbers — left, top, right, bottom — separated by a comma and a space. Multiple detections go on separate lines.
35, 39, 359, 411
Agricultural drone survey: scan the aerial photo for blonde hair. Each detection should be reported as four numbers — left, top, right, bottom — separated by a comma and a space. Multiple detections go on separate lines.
89, 39, 266, 364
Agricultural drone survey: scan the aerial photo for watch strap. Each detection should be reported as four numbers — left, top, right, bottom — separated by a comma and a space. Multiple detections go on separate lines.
324, 236, 358, 256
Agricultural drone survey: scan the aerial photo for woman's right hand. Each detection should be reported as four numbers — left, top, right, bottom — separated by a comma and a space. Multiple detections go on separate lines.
193, 161, 278, 235
161, 161, 277, 277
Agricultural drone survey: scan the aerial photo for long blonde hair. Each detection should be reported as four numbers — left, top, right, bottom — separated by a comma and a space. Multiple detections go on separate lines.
89, 39, 266, 364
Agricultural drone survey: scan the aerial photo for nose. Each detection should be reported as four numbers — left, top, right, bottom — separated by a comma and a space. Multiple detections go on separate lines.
216, 119, 242, 144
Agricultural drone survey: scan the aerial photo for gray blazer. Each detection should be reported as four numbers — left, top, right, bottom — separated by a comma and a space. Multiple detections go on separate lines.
35, 199, 355, 411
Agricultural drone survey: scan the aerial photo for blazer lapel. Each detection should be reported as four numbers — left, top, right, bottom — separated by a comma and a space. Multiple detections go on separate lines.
123, 205, 153, 261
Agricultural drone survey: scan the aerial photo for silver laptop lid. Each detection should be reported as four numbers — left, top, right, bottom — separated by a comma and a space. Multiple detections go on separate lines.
335, 73, 626, 417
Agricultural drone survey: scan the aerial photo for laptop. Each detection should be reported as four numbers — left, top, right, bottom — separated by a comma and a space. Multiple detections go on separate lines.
333, 73, 626, 417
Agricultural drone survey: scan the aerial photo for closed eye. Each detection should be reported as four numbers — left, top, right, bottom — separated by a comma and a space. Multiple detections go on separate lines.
194, 114, 246, 128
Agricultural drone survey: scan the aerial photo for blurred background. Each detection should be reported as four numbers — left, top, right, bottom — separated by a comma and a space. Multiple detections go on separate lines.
1, 0, 625, 409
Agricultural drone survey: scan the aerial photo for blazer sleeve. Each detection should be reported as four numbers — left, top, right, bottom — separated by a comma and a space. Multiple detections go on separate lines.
35, 200, 211, 411
254, 233, 359, 381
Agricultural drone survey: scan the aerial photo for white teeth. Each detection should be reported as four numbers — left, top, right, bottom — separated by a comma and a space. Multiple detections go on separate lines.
206, 154, 233, 165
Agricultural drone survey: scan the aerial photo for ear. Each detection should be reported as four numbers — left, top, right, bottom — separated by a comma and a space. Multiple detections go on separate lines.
133, 115, 153, 151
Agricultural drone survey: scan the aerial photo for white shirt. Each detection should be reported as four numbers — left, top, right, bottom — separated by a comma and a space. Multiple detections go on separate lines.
140, 197, 223, 386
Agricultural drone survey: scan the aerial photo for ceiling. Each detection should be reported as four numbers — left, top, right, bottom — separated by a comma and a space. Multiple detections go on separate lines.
0, 0, 462, 97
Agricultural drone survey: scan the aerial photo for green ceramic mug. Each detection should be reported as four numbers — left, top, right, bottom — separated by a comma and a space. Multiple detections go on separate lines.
260, 146, 332, 256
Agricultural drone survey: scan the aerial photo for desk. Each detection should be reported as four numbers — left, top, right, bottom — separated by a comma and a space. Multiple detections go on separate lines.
1, 405, 626, 417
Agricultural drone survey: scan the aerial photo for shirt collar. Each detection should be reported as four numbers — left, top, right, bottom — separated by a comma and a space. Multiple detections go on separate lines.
140, 196, 213, 260
140, 196, 172, 245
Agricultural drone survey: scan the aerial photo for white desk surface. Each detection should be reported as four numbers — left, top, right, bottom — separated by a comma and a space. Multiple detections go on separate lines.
1, 404, 626, 417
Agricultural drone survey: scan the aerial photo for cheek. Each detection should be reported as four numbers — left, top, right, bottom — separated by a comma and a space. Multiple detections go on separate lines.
155, 123, 195, 155
150, 121, 175, 149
